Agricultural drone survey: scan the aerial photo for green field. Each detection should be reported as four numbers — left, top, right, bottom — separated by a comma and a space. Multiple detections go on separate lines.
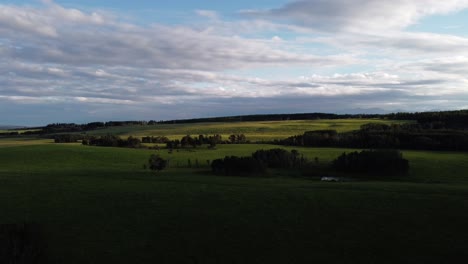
1, 132, 468, 263
82, 118, 408, 141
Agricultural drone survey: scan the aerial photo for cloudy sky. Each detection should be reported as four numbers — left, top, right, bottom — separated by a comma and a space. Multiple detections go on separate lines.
1, 0, 468, 125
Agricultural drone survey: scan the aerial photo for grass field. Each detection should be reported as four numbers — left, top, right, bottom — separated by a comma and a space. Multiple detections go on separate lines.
1, 138, 468, 263
82, 118, 409, 141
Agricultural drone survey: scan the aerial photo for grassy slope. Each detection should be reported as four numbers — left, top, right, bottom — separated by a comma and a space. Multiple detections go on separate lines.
1, 143, 468, 263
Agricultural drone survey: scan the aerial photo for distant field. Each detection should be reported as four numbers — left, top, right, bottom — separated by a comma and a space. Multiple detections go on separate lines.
1, 141, 468, 263
83, 118, 409, 141
0, 137, 53, 148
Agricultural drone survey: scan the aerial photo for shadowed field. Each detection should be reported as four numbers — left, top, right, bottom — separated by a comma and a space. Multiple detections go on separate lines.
1, 140, 468, 263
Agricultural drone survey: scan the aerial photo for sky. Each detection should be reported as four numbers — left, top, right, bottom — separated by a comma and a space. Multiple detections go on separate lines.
1, 0, 468, 125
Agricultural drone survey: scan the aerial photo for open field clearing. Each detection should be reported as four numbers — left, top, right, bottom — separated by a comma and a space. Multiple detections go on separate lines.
1, 142, 468, 263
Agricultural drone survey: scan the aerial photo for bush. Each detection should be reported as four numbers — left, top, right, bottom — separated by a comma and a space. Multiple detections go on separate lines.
148, 154, 167, 173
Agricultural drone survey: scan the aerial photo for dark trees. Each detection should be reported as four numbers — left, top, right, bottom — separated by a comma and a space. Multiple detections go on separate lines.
252, 148, 304, 168
332, 149, 409, 176
211, 149, 306, 176
228, 134, 247, 144
82, 135, 141, 148
277, 124, 468, 151
53, 134, 83, 143
141, 136, 169, 144
211, 156, 266, 176
148, 154, 167, 173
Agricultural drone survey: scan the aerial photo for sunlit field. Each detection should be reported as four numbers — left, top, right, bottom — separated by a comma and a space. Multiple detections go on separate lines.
81, 119, 409, 141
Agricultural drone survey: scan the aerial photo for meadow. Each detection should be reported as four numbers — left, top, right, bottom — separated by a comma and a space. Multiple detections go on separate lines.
1, 119, 467, 263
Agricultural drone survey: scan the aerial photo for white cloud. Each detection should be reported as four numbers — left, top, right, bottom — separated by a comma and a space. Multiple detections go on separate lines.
0, 3, 351, 72
1, 1, 467, 124
195, 10, 219, 20
244, 0, 468, 32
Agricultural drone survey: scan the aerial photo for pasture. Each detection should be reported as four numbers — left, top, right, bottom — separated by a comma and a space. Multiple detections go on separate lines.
1, 135, 468, 263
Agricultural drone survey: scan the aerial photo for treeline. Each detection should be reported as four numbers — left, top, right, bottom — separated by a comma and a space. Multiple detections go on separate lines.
157, 113, 381, 124
0, 131, 20, 136
211, 148, 307, 176
385, 110, 468, 129
275, 123, 468, 151
24, 121, 149, 135
166, 134, 246, 149
53, 134, 142, 148
55, 133, 248, 149
10, 109, 468, 136
82, 135, 142, 148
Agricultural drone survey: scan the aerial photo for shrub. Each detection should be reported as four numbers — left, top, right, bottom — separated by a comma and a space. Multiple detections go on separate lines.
148, 154, 167, 173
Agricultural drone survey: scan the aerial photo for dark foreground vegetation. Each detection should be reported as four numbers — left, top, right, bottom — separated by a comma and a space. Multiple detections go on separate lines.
1, 143, 468, 263
0, 224, 46, 264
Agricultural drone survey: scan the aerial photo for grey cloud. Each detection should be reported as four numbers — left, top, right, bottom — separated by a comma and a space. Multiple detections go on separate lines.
0, 4, 349, 71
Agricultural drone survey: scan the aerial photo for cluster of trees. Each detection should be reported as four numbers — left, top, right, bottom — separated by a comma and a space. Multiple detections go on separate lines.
147, 154, 167, 173
165, 134, 246, 149
332, 149, 409, 176
251, 148, 306, 168
228, 134, 247, 144
82, 135, 142, 148
211, 148, 306, 176
166, 134, 221, 149
276, 123, 468, 151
